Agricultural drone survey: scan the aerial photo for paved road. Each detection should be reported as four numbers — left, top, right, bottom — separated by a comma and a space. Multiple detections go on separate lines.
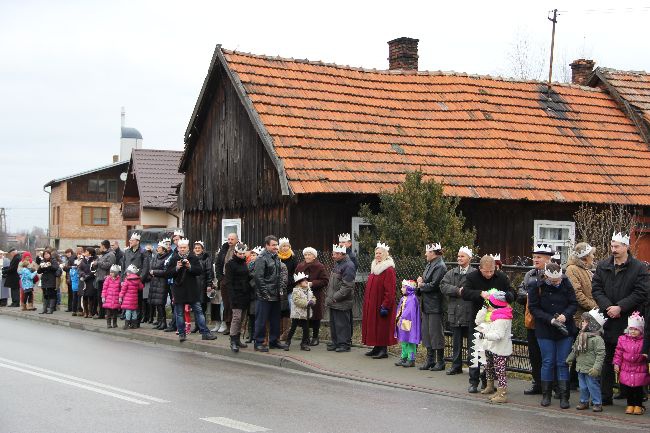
0, 315, 646, 433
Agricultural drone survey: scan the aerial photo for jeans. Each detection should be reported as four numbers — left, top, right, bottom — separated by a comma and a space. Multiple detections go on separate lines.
254, 300, 281, 346
537, 336, 573, 381
578, 372, 602, 405
124, 309, 138, 321
174, 302, 210, 336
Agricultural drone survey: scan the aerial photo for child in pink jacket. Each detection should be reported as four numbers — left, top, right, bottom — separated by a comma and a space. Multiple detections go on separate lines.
614, 311, 650, 416
119, 265, 143, 330
102, 265, 121, 329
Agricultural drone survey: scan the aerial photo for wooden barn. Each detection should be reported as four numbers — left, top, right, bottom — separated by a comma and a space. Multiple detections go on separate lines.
178, 38, 650, 261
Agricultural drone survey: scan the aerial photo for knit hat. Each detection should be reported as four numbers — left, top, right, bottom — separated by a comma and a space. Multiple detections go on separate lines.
488, 290, 508, 308
302, 247, 317, 258
627, 311, 645, 333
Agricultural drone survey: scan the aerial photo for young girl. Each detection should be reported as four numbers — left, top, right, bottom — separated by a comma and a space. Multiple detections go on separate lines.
284, 272, 314, 351
614, 311, 650, 415
18, 258, 38, 311
119, 265, 143, 329
69, 258, 80, 316
474, 290, 513, 404
566, 309, 606, 412
394, 280, 421, 368
102, 265, 121, 328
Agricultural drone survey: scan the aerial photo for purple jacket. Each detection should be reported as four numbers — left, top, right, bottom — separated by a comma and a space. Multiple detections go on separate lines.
119, 274, 143, 311
102, 276, 121, 310
394, 287, 421, 344
613, 333, 650, 387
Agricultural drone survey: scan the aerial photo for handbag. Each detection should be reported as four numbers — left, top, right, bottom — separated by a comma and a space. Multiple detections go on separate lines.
400, 319, 412, 332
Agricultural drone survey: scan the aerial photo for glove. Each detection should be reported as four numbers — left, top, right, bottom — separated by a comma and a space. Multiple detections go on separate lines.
308, 299, 315, 306
588, 368, 600, 377
379, 306, 389, 317
101, 298, 106, 304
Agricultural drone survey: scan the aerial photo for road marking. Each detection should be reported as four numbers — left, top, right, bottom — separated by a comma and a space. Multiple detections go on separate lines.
200, 417, 270, 432
0, 356, 168, 404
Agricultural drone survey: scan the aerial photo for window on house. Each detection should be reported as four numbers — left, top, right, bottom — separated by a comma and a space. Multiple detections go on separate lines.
534, 219, 575, 263
88, 179, 98, 193
351, 217, 375, 256
82, 207, 109, 226
88, 179, 107, 194
107, 180, 118, 201
221, 218, 241, 245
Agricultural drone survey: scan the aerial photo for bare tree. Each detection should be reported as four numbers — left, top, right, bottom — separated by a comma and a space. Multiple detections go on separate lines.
506, 29, 547, 81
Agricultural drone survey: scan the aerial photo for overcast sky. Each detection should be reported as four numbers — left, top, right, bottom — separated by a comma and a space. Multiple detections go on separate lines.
1, 0, 649, 233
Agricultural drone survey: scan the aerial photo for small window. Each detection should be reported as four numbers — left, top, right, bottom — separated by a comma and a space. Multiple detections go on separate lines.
351, 216, 375, 256
82, 207, 109, 226
57, 206, 61, 225
221, 218, 241, 245
107, 180, 118, 201
534, 219, 575, 263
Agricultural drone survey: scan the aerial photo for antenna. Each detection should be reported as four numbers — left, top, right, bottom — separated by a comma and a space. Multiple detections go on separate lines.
121, 106, 126, 127
547, 9, 558, 98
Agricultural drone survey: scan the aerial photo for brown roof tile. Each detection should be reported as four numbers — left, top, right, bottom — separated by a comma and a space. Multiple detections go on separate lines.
131, 149, 184, 208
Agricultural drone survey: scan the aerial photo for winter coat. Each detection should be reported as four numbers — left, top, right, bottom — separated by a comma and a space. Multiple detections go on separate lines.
119, 274, 143, 310
419, 256, 446, 314
280, 252, 298, 294
253, 250, 281, 302
101, 276, 121, 310
325, 256, 356, 311
613, 333, 650, 387
441, 265, 476, 327
592, 255, 650, 344
566, 332, 606, 374
113, 247, 124, 268
19, 267, 37, 291
94, 250, 116, 282
517, 268, 544, 329
79, 256, 97, 296
121, 246, 149, 282
194, 252, 214, 304
215, 242, 232, 280
164, 251, 202, 305
4, 254, 21, 290
295, 259, 329, 321
565, 256, 596, 327
346, 247, 359, 271
462, 270, 514, 324
290, 285, 315, 320
69, 267, 79, 292
225, 255, 252, 309
362, 257, 397, 347
475, 308, 513, 356
395, 288, 421, 344
37, 260, 60, 289
528, 276, 578, 340
148, 251, 171, 306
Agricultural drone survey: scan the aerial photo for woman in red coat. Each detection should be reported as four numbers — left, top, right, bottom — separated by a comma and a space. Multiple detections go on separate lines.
295, 247, 330, 346
362, 242, 397, 359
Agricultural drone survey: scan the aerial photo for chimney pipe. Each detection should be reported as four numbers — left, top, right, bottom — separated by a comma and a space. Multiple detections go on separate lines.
112, 155, 119, 163
570, 59, 595, 86
388, 37, 419, 71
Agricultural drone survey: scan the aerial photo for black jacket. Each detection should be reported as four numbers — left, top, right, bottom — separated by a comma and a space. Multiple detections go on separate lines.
462, 270, 514, 320
281, 253, 298, 293
37, 260, 60, 289
121, 246, 149, 282
194, 251, 214, 303
164, 251, 202, 305
4, 254, 21, 290
215, 242, 231, 280
253, 250, 281, 301
148, 251, 171, 306
592, 254, 650, 344
225, 255, 252, 309
418, 256, 446, 314
528, 276, 578, 340
78, 256, 96, 296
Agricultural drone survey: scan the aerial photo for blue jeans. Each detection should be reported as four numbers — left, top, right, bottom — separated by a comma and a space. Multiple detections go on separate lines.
537, 337, 572, 381
174, 302, 210, 336
125, 309, 138, 320
578, 372, 602, 405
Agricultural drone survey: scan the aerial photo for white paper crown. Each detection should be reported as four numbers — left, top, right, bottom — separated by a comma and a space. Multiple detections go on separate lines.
426, 243, 442, 252
293, 272, 309, 282
552, 252, 561, 260
458, 246, 473, 257
332, 244, 347, 253
177, 238, 190, 247
628, 311, 645, 330
544, 264, 562, 279
194, 240, 205, 248
489, 253, 501, 261
338, 233, 351, 242
234, 242, 248, 253
157, 241, 168, 249
612, 232, 630, 245
110, 264, 121, 273
126, 264, 139, 274
587, 308, 607, 327
533, 243, 554, 255
278, 237, 290, 246
575, 244, 593, 258
252, 246, 264, 255
130, 232, 141, 241
162, 238, 171, 245
173, 229, 184, 237
376, 241, 390, 252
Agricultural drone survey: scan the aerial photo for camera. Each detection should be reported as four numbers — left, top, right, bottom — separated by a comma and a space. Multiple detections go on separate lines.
551, 314, 569, 336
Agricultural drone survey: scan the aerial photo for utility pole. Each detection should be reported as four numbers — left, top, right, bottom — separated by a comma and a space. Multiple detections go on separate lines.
547, 9, 558, 98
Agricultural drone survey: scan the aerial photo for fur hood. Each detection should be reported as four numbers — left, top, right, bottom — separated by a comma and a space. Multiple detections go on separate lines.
371, 256, 395, 275
567, 255, 590, 270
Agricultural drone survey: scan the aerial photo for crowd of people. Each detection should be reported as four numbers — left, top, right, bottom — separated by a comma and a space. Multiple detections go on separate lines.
1, 231, 649, 413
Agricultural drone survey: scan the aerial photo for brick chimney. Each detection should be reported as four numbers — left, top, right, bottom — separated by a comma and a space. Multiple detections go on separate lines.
388, 37, 419, 71
570, 59, 595, 85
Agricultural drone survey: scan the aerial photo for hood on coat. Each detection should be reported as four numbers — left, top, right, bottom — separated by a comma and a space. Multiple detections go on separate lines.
371, 256, 395, 275
567, 255, 590, 269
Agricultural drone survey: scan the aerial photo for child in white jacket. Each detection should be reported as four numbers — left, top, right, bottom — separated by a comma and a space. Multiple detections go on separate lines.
474, 290, 513, 404
285, 272, 314, 351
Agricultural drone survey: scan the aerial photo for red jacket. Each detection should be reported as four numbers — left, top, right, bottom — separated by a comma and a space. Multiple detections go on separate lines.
102, 276, 121, 310
119, 274, 143, 310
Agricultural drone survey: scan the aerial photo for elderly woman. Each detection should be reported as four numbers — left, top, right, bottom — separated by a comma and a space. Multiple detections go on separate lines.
565, 243, 596, 327
278, 237, 298, 341
295, 247, 329, 346
362, 242, 397, 360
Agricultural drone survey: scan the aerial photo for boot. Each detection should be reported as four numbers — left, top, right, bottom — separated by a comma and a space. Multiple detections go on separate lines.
558, 380, 570, 409
27, 302, 36, 311
402, 359, 415, 368
524, 380, 542, 395
365, 346, 380, 357
123, 320, 130, 330
107, 318, 112, 328
300, 342, 311, 351
112, 317, 118, 328
372, 346, 388, 359
20, 302, 26, 311
39, 299, 48, 314
395, 358, 407, 367
430, 349, 445, 371
419, 348, 434, 370
481, 380, 496, 395
230, 335, 239, 353
133, 320, 140, 329
490, 387, 508, 404
540, 381, 553, 407
156, 320, 167, 330
236, 334, 248, 349
46, 299, 56, 314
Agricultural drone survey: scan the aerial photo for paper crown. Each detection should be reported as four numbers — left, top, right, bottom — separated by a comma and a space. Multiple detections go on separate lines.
293, 272, 309, 283
130, 232, 141, 241
552, 252, 561, 260
173, 229, 184, 237
587, 308, 607, 327
332, 244, 347, 253
401, 279, 417, 289
126, 264, 139, 274
162, 238, 171, 245
544, 264, 562, 279
157, 241, 168, 249
426, 243, 442, 252
177, 238, 190, 247
110, 264, 121, 273
376, 241, 390, 251
628, 311, 645, 330
193, 240, 205, 248
489, 253, 501, 261
278, 237, 290, 246
234, 242, 248, 253
612, 232, 630, 245
338, 233, 351, 242
575, 244, 594, 258
458, 246, 473, 257
302, 247, 318, 258
533, 243, 554, 255
252, 246, 264, 255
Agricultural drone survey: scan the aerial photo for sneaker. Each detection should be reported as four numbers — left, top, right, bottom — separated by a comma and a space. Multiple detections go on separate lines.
201, 333, 217, 341
576, 402, 589, 410
592, 405, 603, 412
335, 346, 350, 353
217, 322, 227, 333
210, 322, 221, 332
254, 344, 269, 352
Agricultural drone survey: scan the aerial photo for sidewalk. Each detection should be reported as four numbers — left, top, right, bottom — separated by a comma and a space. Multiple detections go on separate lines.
2, 305, 649, 428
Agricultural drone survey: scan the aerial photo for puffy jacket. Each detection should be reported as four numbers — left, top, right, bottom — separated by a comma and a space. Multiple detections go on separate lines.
37, 260, 60, 289
148, 251, 170, 306
19, 267, 37, 290
475, 308, 513, 356
253, 250, 281, 302
225, 255, 252, 309
102, 276, 121, 310
441, 266, 476, 327
566, 332, 606, 374
325, 256, 356, 311
528, 276, 578, 340
291, 286, 315, 320
565, 255, 596, 326
419, 256, 446, 314
69, 267, 79, 292
613, 333, 650, 387
119, 274, 143, 310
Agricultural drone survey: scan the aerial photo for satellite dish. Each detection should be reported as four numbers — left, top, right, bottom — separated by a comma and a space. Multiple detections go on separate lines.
119, 172, 127, 181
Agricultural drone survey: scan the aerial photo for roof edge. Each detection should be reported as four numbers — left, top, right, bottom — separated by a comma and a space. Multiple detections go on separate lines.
43, 160, 129, 188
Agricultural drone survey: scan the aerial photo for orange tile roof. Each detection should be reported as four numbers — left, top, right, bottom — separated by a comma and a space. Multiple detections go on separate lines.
216, 48, 650, 205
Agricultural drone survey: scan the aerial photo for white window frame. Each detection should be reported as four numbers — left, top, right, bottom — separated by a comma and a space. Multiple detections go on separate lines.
534, 219, 575, 262
351, 217, 372, 255
221, 218, 241, 245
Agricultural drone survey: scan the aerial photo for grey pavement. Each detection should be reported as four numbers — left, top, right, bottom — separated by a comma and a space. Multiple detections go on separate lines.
1, 307, 649, 432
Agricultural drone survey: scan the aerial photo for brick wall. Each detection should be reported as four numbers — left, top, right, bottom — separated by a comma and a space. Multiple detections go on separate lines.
388, 37, 419, 71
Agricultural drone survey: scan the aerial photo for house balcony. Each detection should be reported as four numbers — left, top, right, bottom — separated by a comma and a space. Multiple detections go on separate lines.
122, 202, 140, 221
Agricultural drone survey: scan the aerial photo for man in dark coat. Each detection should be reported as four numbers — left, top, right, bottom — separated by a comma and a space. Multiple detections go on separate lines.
4, 249, 21, 307
111, 240, 124, 270
338, 233, 358, 271
93, 240, 116, 319
215, 232, 239, 334
591, 232, 650, 405
461, 254, 515, 393
417, 243, 447, 371
121, 232, 150, 324
164, 239, 217, 342
325, 245, 356, 353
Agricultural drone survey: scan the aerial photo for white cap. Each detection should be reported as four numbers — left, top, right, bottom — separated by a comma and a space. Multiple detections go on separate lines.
302, 247, 317, 257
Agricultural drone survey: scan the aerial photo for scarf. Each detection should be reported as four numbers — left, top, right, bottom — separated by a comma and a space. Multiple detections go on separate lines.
278, 249, 294, 261
487, 306, 513, 321
575, 330, 600, 354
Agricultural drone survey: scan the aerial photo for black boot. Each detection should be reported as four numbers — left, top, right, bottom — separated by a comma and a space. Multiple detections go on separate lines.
365, 346, 380, 357
157, 320, 167, 330
372, 346, 388, 359
191, 325, 200, 334
558, 380, 570, 409
524, 380, 542, 395
46, 299, 56, 314
39, 298, 48, 314
540, 381, 553, 407
230, 335, 239, 353
419, 348, 434, 370
430, 349, 445, 371
123, 320, 130, 330
112, 317, 117, 328
107, 318, 112, 328
236, 334, 248, 349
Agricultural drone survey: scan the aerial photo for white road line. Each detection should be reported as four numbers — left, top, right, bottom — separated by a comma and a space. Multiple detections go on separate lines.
0, 356, 168, 403
0, 362, 151, 405
200, 417, 270, 432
